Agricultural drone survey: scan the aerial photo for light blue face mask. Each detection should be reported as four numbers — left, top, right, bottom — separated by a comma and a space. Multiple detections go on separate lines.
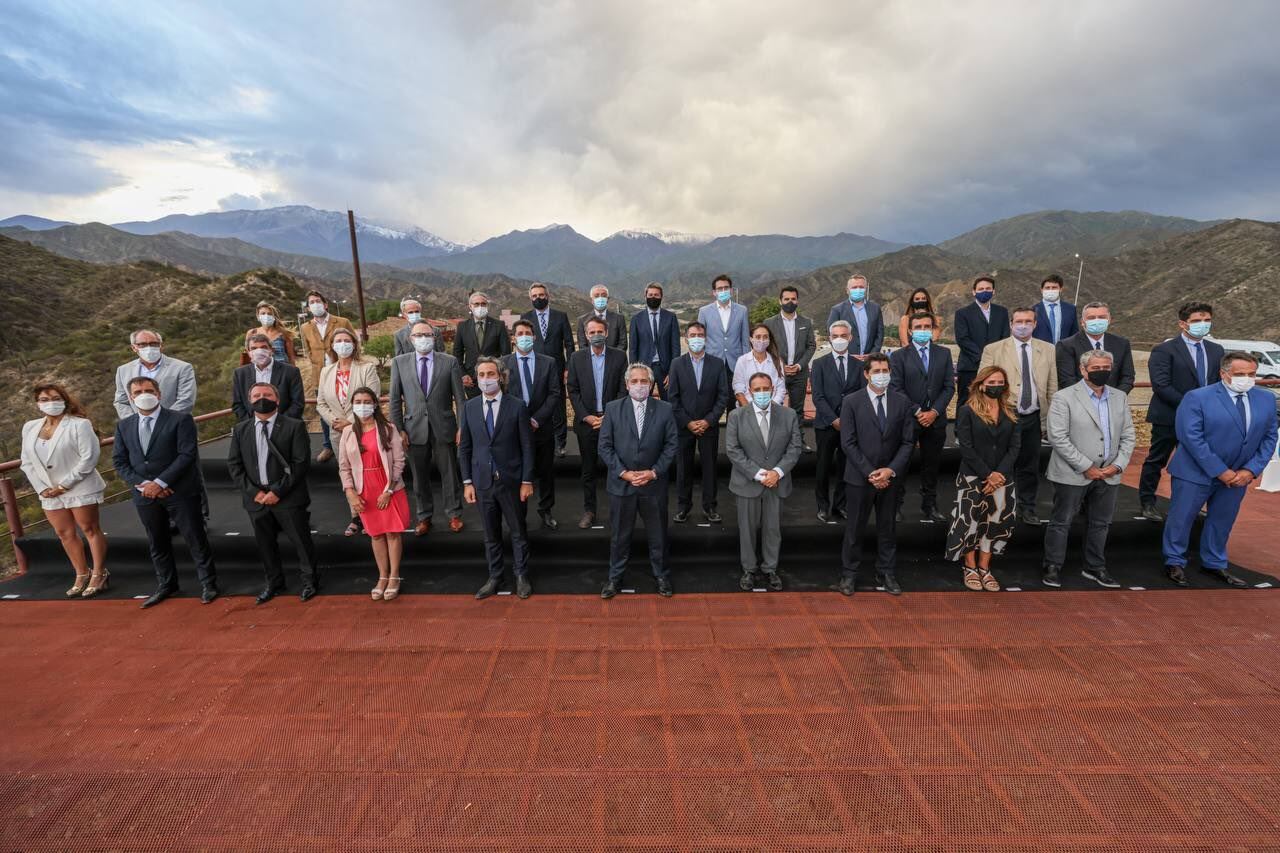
911, 330, 932, 346
593, 296, 608, 310
716, 289, 732, 304
752, 390, 773, 409
515, 335, 535, 352
848, 288, 866, 303
1084, 319, 1109, 336
1187, 320, 1212, 338
688, 337, 706, 353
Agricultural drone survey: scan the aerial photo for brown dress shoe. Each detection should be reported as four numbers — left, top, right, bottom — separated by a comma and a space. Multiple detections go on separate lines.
578, 511, 595, 529
315, 448, 334, 463
414, 520, 431, 536
449, 517, 464, 533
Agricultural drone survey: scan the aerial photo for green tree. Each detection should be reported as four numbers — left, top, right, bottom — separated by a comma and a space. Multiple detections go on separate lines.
363, 334, 396, 363
749, 296, 779, 325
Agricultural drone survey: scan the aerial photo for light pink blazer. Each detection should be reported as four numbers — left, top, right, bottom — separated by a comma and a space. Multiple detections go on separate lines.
337, 422, 406, 494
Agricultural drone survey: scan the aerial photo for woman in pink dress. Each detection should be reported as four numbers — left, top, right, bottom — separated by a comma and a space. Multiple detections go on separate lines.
338, 387, 411, 600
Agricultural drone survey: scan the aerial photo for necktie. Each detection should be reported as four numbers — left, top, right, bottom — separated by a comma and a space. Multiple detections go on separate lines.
919, 346, 929, 374
1236, 392, 1247, 428
485, 399, 496, 437
539, 312, 548, 338
875, 394, 887, 432
1194, 342, 1207, 386
636, 401, 646, 437
1020, 343, 1033, 411
1048, 304, 1058, 343
419, 356, 431, 397
476, 319, 485, 340
1094, 340, 1102, 351
258, 421, 271, 485
759, 411, 769, 442
651, 313, 660, 347
837, 356, 846, 384
140, 416, 153, 453
520, 357, 533, 404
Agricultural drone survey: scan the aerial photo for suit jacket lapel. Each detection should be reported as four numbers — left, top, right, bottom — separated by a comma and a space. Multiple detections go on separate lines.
1079, 385, 1104, 432
1215, 384, 1247, 435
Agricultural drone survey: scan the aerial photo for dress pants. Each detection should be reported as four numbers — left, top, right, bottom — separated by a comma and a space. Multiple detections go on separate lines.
529, 433, 556, 515
1162, 477, 1248, 569
896, 418, 947, 513
785, 374, 808, 438
135, 492, 217, 590
651, 362, 669, 400
407, 436, 463, 521
553, 374, 568, 449
841, 480, 900, 578
1138, 422, 1177, 506
956, 371, 976, 408
608, 490, 670, 582
737, 491, 782, 572
676, 425, 719, 513
478, 478, 531, 579
814, 426, 846, 514
249, 503, 318, 589
1014, 412, 1042, 512
575, 422, 604, 513
1043, 480, 1119, 571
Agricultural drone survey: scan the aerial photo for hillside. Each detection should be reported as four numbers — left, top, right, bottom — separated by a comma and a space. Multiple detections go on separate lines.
940, 209, 1215, 263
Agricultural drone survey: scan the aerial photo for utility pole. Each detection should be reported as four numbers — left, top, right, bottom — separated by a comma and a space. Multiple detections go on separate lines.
1073, 253, 1085, 304
347, 209, 370, 342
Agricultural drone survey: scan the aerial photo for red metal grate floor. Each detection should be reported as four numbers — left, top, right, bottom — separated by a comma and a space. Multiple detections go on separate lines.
3, 591, 1280, 851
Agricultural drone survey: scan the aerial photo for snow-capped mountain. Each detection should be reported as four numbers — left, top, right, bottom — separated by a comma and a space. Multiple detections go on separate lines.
606, 228, 714, 247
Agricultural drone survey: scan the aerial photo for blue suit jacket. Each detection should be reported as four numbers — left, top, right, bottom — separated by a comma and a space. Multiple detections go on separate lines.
1146, 336, 1226, 426
696, 302, 750, 366
810, 352, 865, 429
1169, 383, 1278, 484
629, 308, 680, 372
598, 397, 678, 497
458, 394, 534, 490
826, 301, 884, 355
889, 342, 955, 417
1032, 301, 1079, 345
112, 407, 202, 504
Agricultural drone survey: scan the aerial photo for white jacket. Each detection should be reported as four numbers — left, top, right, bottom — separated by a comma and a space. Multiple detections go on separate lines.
20, 416, 107, 497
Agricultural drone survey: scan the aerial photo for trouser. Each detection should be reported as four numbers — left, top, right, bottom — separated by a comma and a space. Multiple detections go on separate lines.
320, 419, 332, 451
651, 362, 669, 400
841, 479, 900, 578
737, 491, 782, 573
576, 421, 604, 513
956, 370, 976, 408
553, 373, 568, 448
249, 503, 319, 589
785, 374, 808, 442
608, 490, 670, 582
896, 417, 947, 512
478, 479, 530, 579
136, 492, 217, 590
1043, 480, 1119, 571
530, 434, 556, 514
1014, 412, 1042, 511
676, 425, 719, 512
1162, 476, 1248, 570
814, 426, 846, 514
1138, 422, 1177, 506
407, 437, 463, 520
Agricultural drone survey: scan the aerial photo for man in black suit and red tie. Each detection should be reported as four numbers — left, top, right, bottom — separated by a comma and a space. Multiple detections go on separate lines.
667, 320, 731, 523
502, 319, 562, 529
521, 282, 576, 457
954, 275, 1010, 407
453, 291, 511, 399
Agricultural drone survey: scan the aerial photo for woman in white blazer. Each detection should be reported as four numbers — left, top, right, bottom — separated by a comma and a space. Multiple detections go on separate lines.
19, 383, 109, 596
316, 328, 382, 535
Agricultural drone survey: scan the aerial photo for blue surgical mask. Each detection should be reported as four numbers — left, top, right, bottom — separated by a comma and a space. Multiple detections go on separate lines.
593, 296, 608, 311
911, 330, 932, 346
515, 335, 534, 353
1187, 320, 1212, 338
688, 337, 706, 353
848, 287, 866, 303
752, 390, 773, 409
869, 372, 891, 389
405, 311, 422, 325
1084, 319, 1109, 336
716, 289, 732, 304
974, 291, 994, 304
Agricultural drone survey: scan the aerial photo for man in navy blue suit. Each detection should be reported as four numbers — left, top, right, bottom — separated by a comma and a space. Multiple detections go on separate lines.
112, 376, 218, 608
667, 321, 731, 523
810, 320, 864, 522
1032, 274, 1079, 346
460, 357, 536, 599
1139, 302, 1225, 521
1162, 352, 1277, 587
503, 319, 562, 529
598, 363, 679, 598
954, 276, 1010, 407
628, 282, 680, 400
521, 282, 576, 457
889, 312, 955, 523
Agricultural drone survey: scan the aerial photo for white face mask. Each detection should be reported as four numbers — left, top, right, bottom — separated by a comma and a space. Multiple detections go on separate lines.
333, 341, 355, 358
1041, 289, 1061, 303
249, 348, 273, 366
751, 339, 770, 353
472, 305, 489, 320
830, 337, 850, 353
412, 336, 434, 354
133, 393, 159, 412
38, 400, 66, 417
478, 377, 500, 395
1228, 375, 1256, 394
628, 382, 651, 401
137, 346, 161, 363
869, 372, 891, 389
309, 302, 327, 317
257, 313, 275, 326
351, 403, 376, 419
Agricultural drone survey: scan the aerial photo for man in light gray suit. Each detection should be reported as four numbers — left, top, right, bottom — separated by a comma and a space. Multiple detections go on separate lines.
393, 296, 423, 357
726, 371, 803, 591
1042, 349, 1136, 589
389, 321, 467, 535
113, 329, 197, 419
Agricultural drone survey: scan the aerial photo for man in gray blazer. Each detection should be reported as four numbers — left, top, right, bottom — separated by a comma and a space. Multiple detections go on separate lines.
1042, 349, 1136, 589
113, 329, 197, 420
576, 284, 628, 351
389, 321, 468, 535
764, 286, 816, 452
725, 371, 803, 591
392, 296, 424, 357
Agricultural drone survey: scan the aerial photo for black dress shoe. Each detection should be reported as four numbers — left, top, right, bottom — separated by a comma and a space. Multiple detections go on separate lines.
539, 512, 558, 530
836, 575, 856, 596
802, 443, 815, 454
834, 509, 848, 521
1041, 565, 1062, 588
674, 509, 690, 523
656, 578, 674, 597
256, 585, 284, 605
555, 445, 567, 458
1082, 567, 1121, 589
922, 506, 947, 524
141, 587, 176, 609
299, 585, 317, 602
476, 578, 500, 600
200, 586, 219, 604
764, 571, 783, 592
1203, 568, 1249, 588
739, 571, 755, 591
601, 581, 619, 600
516, 575, 532, 599
1166, 565, 1189, 587
879, 572, 902, 596
816, 510, 830, 523
1140, 503, 1164, 522
704, 510, 722, 523
1018, 509, 1042, 525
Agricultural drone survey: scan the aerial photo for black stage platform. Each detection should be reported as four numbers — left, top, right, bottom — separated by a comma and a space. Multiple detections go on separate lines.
7, 432, 1274, 600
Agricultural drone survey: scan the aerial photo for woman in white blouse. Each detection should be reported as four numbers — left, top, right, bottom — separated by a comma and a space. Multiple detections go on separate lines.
316, 328, 382, 536
732, 323, 789, 408
19, 383, 109, 596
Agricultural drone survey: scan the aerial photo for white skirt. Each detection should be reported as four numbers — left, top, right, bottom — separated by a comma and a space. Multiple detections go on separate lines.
40, 491, 105, 511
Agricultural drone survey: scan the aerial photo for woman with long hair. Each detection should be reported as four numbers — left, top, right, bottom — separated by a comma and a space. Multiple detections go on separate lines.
338, 387, 411, 601
946, 366, 1021, 591
317, 328, 381, 536
897, 287, 943, 344
18, 383, 109, 596
244, 300, 298, 363
732, 323, 788, 407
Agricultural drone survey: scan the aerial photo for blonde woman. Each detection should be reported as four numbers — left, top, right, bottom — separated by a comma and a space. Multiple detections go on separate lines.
317, 328, 381, 536
244, 300, 297, 363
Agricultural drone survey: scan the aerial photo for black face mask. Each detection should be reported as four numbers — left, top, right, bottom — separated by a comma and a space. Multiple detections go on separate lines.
531, 297, 549, 311
251, 398, 279, 414
780, 301, 797, 314
1086, 369, 1111, 387
982, 385, 1006, 399
646, 297, 662, 310
912, 301, 929, 310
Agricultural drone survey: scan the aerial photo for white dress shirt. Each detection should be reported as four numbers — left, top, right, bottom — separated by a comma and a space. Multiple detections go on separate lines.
781, 315, 797, 363
733, 353, 786, 404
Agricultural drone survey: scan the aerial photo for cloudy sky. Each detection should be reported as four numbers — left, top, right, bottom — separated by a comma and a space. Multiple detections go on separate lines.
3, 0, 1279, 244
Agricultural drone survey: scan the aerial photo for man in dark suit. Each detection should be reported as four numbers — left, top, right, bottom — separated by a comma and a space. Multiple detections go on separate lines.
765, 286, 816, 452
460, 357, 536, 599
453, 291, 511, 398
521, 282, 575, 456
1139, 301, 1225, 521
954, 275, 1011, 406
502, 319, 562, 529
628, 282, 680, 400
232, 334, 304, 421
226, 382, 318, 603
826, 274, 884, 359
111, 376, 218, 608
598, 364, 679, 598
811, 321, 864, 522
1055, 301, 1136, 393
889, 312, 955, 523
1032, 274, 1079, 346
667, 321, 731, 523
566, 316, 628, 528
837, 354, 916, 596
393, 296, 423, 357
576, 283, 628, 351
